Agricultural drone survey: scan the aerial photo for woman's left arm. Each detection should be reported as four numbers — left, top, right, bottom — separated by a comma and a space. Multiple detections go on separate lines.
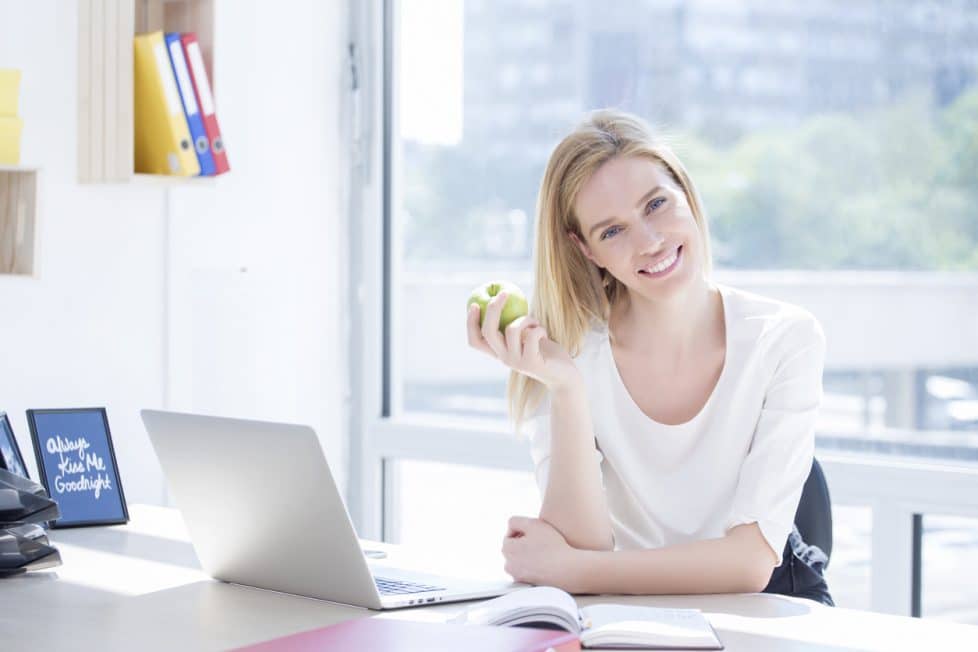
504, 517, 775, 594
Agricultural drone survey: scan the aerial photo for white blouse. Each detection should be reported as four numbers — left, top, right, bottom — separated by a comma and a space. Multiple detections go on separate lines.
528, 283, 826, 564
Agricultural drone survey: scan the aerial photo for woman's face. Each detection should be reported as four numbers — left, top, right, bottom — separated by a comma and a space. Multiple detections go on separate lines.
570, 155, 703, 301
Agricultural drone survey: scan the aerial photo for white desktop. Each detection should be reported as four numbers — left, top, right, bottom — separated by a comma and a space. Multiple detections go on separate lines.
3, 504, 978, 651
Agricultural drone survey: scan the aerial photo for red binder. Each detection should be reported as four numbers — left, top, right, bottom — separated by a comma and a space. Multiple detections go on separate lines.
232, 618, 581, 652
180, 32, 230, 175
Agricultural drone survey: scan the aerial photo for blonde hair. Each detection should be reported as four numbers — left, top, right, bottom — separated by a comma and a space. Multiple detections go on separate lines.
507, 109, 713, 428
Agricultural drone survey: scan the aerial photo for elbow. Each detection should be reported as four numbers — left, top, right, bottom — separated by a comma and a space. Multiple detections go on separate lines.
586, 537, 615, 553
726, 523, 777, 593
746, 566, 773, 593
737, 544, 777, 593
564, 532, 614, 552
744, 556, 776, 593
538, 510, 615, 552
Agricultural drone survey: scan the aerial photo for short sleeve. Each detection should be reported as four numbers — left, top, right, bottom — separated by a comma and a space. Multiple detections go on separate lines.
726, 315, 826, 566
525, 393, 605, 497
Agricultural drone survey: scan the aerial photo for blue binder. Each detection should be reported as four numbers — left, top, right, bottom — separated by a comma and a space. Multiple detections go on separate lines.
164, 32, 216, 176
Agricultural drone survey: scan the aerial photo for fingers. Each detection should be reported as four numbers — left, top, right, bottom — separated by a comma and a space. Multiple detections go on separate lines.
502, 534, 517, 553
466, 303, 494, 356
480, 292, 510, 357
501, 525, 524, 559
503, 316, 540, 362
478, 293, 541, 361
507, 515, 534, 537
467, 295, 549, 378
504, 316, 524, 356
522, 324, 547, 364
508, 516, 530, 531
502, 517, 539, 585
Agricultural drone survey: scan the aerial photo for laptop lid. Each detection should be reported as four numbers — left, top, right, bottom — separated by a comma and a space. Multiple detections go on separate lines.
140, 409, 385, 609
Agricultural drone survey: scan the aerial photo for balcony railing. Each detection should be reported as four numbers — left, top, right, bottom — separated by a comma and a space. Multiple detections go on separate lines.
368, 417, 978, 617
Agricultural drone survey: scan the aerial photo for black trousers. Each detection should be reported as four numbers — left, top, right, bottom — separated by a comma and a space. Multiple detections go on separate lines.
762, 525, 834, 606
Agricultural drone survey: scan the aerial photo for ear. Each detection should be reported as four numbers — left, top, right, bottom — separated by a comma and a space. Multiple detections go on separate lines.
567, 230, 600, 267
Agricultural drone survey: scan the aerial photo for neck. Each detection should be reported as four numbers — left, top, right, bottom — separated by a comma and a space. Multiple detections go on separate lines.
609, 276, 720, 360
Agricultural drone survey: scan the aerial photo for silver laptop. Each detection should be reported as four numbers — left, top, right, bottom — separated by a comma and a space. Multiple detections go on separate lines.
140, 409, 519, 609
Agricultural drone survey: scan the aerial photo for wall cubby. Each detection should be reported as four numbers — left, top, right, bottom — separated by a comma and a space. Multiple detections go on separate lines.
0, 166, 39, 276
77, 0, 215, 184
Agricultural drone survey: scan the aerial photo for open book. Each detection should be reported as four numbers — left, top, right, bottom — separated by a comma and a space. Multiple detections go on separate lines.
451, 586, 723, 650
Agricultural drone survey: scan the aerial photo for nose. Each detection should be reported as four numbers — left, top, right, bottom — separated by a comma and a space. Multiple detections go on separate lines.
633, 220, 666, 253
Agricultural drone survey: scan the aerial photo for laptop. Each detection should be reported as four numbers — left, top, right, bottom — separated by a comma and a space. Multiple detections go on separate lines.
140, 409, 520, 609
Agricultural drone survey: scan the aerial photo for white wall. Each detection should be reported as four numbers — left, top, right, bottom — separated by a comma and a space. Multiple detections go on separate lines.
0, 0, 349, 504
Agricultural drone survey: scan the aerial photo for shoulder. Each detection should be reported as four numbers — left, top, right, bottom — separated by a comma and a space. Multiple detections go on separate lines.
720, 283, 825, 358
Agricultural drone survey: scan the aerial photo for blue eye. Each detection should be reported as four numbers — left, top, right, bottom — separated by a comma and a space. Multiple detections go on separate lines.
646, 197, 666, 213
600, 225, 622, 240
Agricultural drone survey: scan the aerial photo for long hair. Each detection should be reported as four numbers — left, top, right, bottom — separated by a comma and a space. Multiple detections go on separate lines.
507, 109, 713, 428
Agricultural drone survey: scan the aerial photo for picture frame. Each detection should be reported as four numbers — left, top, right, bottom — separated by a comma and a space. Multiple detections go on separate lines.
0, 412, 30, 478
26, 407, 129, 528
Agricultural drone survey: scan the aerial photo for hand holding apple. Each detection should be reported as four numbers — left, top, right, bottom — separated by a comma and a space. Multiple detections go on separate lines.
467, 280, 528, 332
465, 281, 581, 391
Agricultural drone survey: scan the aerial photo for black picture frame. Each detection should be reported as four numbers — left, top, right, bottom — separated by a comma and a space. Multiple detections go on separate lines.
26, 407, 129, 528
0, 412, 30, 478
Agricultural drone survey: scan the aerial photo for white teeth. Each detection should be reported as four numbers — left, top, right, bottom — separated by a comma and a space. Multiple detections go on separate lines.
641, 248, 678, 275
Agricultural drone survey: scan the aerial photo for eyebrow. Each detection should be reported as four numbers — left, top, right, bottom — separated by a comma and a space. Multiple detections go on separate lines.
587, 185, 664, 238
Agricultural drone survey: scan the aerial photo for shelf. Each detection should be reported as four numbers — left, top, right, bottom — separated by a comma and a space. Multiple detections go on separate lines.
0, 167, 38, 276
77, 0, 215, 184
131, 172, 215, 187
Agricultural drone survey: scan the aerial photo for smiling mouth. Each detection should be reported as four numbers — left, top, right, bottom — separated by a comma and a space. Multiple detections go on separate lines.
637, 245, 682, 277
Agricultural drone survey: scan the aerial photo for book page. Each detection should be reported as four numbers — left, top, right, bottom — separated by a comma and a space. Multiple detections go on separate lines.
581, 604, 722, 649
450, 586, 582, 633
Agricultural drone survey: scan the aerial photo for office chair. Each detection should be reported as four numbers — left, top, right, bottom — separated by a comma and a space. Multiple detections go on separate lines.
793, 457, 833, 567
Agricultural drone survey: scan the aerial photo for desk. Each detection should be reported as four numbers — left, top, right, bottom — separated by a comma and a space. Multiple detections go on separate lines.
2, 505, 977, 651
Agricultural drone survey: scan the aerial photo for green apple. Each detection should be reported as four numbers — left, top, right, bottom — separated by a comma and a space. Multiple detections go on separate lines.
468, 280, 529, 332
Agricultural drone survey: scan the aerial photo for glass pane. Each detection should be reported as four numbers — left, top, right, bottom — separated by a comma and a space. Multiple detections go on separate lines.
823, 505, 872, 611
922, 515, 978, 624
392, 460, 540, 560
393, 0, 978, 442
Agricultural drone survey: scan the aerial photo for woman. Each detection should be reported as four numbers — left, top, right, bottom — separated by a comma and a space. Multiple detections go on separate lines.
466, 109, 832, 605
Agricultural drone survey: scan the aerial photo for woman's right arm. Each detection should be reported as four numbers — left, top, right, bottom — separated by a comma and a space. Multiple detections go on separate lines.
466, 292, 614, 551
539, 378, 615, 550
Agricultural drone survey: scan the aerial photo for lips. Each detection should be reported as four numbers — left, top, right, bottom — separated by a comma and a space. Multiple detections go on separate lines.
637, 245, 682, 275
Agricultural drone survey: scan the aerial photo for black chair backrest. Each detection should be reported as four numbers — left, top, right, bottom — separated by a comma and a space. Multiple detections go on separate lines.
793, 457, 833, 566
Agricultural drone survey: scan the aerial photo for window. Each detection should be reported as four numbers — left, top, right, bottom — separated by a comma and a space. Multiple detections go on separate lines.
358, 0, 978, 621
921, 515, 978, 620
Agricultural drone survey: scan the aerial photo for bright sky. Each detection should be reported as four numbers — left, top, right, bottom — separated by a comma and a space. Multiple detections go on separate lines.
399, 0, 463, 145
